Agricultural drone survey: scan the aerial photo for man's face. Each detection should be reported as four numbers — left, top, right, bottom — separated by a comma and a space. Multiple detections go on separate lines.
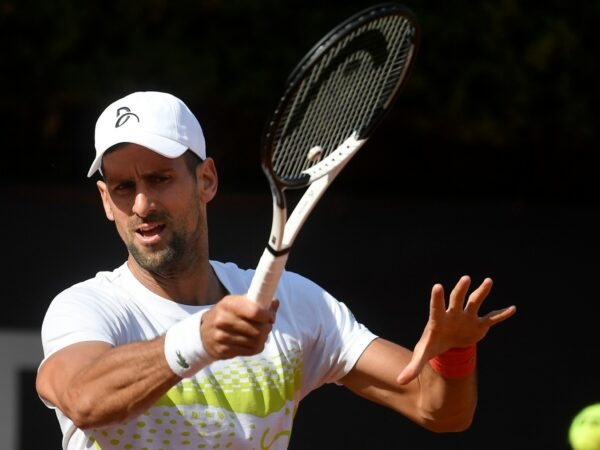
96, 143, 214, 276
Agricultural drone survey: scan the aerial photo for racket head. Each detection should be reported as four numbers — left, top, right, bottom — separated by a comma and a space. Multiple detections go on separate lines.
261, 3, 420, 194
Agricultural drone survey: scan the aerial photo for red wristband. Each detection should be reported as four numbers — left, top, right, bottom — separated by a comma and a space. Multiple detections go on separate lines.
429, 345, 477, 379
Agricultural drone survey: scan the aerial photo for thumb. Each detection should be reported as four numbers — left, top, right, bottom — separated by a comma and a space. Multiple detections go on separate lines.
396, 336, 433, 385
396, 355, 425, 385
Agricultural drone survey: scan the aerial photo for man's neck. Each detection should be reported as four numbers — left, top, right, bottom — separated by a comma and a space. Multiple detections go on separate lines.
126, 258, 227, 306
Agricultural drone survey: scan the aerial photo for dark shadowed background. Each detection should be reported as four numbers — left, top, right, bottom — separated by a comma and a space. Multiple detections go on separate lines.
1, 1, 599, 449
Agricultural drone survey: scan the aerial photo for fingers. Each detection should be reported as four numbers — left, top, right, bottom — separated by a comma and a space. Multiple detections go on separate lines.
202, 295, 278, 359
464, 277, 493, 315
429, 283, 446, 317
446, 275, 472, 312
443, 276, 494, 315
481, 305, 517, 327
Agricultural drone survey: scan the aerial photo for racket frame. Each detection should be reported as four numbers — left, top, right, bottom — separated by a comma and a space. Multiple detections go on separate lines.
247, 3, 419, 306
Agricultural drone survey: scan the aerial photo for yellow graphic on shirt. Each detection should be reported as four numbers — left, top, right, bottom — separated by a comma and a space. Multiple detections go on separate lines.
89, 349, 302, 450
157, 350, 302, 417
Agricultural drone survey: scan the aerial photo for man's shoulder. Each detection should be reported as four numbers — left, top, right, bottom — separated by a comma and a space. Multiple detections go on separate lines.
54, 263, 129, 302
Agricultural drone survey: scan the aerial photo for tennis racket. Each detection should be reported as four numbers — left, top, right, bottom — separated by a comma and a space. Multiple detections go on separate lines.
247, 3, 420, 307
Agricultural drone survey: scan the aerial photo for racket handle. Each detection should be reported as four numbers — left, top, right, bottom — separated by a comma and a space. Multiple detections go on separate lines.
247, 248, 289, 308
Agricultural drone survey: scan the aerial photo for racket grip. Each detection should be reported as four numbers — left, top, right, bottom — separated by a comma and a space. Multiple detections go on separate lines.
247, 248, 289, 308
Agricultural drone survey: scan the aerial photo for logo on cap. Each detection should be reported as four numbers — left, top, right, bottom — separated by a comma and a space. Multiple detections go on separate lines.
115, 106, 140, 128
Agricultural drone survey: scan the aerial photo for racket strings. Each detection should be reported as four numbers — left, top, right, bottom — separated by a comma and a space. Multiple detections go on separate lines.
276, 32, 371, 177
271, 14, 416, 183
287, 46, 349, 177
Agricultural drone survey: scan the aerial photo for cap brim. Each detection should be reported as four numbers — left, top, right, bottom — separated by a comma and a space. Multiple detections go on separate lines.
88, 130, 189, 177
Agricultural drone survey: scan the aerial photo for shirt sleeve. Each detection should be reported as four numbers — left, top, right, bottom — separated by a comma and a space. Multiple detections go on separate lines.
279, 272, 379, 395
40, 282, 127, 361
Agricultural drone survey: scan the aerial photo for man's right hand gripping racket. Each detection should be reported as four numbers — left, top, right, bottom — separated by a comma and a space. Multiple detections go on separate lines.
247, 3, 420, 307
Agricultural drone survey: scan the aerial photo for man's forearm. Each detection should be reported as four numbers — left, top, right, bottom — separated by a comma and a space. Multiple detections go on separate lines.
38, 336, 181, 429
417, 363, 478, 432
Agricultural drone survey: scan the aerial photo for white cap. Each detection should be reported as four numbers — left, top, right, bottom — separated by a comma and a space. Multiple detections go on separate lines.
88, 91, 206, 177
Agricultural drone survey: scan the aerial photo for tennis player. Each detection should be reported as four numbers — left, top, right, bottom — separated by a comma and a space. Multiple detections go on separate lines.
36, 91, 516, 450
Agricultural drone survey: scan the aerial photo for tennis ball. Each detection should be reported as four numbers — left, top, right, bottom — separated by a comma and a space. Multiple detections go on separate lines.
569, 403, 600, 450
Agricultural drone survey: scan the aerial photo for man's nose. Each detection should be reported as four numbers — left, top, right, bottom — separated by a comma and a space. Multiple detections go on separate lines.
132, 191, 155, 217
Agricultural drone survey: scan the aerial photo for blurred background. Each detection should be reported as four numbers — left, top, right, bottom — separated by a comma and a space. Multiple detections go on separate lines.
1, 1, 599, 449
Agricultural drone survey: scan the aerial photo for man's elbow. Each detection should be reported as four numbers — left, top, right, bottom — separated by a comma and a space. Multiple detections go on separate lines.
37, 378, 123, 429
421, 411, 475, 433
64, 387, 134, 429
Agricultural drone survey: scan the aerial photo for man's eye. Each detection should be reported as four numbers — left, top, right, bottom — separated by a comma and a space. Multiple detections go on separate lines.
115, 182, 134, 192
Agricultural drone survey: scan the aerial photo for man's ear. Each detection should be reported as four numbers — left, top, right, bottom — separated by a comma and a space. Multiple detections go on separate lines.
96, 180, 115, 221
196, 158, 218, 203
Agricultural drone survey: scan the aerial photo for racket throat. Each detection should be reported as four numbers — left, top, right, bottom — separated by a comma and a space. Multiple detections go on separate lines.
266, 243, 292, 257
266, 197, 289, 256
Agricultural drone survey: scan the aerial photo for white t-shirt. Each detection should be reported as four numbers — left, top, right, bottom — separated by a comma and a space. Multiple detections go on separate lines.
40, 261, 378, 450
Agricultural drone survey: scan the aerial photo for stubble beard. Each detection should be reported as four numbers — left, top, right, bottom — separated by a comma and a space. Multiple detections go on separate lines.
127, 228, 201, 278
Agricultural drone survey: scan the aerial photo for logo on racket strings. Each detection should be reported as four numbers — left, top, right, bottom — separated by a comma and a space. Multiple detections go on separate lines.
284, 29, 388, 140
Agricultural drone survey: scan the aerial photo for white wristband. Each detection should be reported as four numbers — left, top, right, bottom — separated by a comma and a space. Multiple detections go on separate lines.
164, 310, 215, 378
